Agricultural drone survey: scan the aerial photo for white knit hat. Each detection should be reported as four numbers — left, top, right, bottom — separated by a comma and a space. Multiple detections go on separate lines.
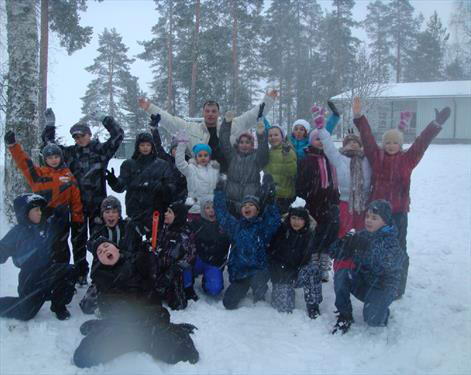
292, 119, 310, 133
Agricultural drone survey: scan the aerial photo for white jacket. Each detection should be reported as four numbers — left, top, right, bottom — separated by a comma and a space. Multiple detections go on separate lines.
146, 95, 275, 148
318, 128, 371, 203
175, 142, 220, 214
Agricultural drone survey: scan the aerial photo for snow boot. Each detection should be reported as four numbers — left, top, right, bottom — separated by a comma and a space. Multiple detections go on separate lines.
332, 314, 354, 335
184, 287, 199, 302
51, 305, 71, 321
307, 304, 320, 319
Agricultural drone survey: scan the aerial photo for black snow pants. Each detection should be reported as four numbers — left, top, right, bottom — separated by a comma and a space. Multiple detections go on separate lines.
223, 269, 270, 310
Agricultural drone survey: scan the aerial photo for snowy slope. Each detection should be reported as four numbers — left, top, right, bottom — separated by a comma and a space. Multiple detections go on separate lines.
0, 145, 470, 375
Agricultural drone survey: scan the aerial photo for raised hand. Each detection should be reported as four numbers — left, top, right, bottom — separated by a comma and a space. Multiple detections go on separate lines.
176, 130, 189, 144
44, 108, 56, 127
138, 98, 151, 111
352, 97, 361, 116
4, 130, 16, 145
434, 107, 451, 126
266, 89, 278, 98
149, 114, 161, 128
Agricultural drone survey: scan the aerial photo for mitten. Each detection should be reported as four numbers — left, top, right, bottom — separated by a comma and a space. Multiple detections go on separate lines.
281, 142, 291, 156
312, 105, 326, 129
42, 125, 56, 143
176, 131, 189, 144
261, 173, 276, 204
105, 168, 118, 186
149, 114, 161, 128
44, 108, 56, 127
434, 107, 451, 126
4, 130, 16, 145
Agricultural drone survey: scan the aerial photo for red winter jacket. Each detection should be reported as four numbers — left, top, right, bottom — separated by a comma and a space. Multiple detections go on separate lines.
354, 115, 441, 214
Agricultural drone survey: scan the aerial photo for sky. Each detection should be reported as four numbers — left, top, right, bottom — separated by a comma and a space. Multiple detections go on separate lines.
46, 0, 456, 141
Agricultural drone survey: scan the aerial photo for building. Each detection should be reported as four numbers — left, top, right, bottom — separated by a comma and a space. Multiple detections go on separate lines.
332, 80, 471, 143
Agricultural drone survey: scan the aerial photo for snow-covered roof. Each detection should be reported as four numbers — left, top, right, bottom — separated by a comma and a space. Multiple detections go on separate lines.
332, 80, 471, 100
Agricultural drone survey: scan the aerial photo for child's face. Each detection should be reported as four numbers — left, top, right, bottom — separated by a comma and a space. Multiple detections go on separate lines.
138, 142, 153, 155
96, 242, 120, 266
204, 204, 216, 221
171, 147, 177, 158
241, 202, 258, 219
237, 136, 254, 154
45, 155, 61, 168
344, 140, 361, 152
365, 210, 386, 233
28, 206, 42, 224
292, 125, 307, 140
103, 209, 120, 227
268, 128, 283, 146
164, 208, 175, 225
311, 136, 323, 150
290, 215, 306, 231
384, 140, 401, 155
196, 151, 210, 166
73, 133, 92, 147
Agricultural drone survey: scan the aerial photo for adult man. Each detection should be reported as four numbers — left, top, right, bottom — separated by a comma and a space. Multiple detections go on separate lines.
42, 109, 124, 286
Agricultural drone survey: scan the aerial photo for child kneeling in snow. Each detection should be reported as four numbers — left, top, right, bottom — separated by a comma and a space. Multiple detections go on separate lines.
73, 237, 199, 368
267, 207, 322, 319
330, 200, 405, 334
0, 194, 76, 321
214, 176, 281, 310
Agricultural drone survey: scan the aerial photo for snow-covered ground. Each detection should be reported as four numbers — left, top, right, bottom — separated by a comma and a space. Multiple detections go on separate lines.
0, 144, 470, 375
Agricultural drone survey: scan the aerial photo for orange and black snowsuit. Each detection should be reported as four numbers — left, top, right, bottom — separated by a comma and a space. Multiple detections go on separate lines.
8, 143, 84, 263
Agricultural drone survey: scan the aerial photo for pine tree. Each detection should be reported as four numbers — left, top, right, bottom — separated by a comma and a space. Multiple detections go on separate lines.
386, 0, 422, 82
81, 28, 135, 137
364, 0, 393, 83
447, 0, 471, 79
403, 11, 449, 82
4, 0, 39, 222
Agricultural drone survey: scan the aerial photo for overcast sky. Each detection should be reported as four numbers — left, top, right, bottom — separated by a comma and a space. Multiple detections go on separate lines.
47, 0, 456, 140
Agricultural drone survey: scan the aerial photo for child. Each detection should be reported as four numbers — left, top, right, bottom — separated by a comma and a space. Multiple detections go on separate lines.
42, 108, 124, 285
156, 202, 196, 310
264, 126, 297, 214
289, 101, 341, 161
73, 237, 199, 368
149, 114, 188, 203
0, 194, 76, 321
318, 128, 371, 238
219, 112, 269, 216
175, 131, 220, 221
106, 131, 176, 226
5, 131, 84, 265
296, 126, 340, 283
183, 200, 231, 299
330, 200, 404, 334
267, 207, 322, 319
352, 97, 451, 297
214, 178, 281, 310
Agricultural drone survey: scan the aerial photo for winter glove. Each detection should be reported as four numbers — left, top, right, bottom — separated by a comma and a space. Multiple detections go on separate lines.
327, 100, 341, 117
281, 142, 291, 156
42, 125, 56, 143
342, 231, 369, 257
4, 130, 16, 145
149, 114, 161, 128
222, 111, 235, 126
434, 107, 451, 126
105, 168, 118, 187
312, 105, 326, 129
215, 174, 227, 192
44, 108, 56, 127
260, 173, 276, 205
176, 130, 189, 144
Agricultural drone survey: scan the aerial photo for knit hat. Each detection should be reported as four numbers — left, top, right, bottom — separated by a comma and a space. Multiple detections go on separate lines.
167, 202, 189, 228
309, 129, 320, 146
42, 143, 64, 165
292, 119, 310, 134
240, 195, 260, 211
288, 206, 310, 224
382, 129, 404, 147
90, 236, 119, 256
192, 143, 212, 156
101, 196, 122, 216
236, 132, 255, 145
70, 123, 91, 136
343, 130, 362, 148
367, 200, 393, 225
268, 126, 284, 138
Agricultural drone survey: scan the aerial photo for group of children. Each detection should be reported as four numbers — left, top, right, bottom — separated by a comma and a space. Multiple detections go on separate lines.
0, 93, 451, 366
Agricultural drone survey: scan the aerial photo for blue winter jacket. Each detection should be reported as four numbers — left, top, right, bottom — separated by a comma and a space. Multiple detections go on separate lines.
214, 190, 281, 282
289, 113, 340, 161
331, 225, 404, 293
0, 194, 67, 271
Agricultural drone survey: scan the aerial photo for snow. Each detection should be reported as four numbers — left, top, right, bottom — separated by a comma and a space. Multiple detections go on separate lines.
1, 145, 470, 375
332, 80, 471, 100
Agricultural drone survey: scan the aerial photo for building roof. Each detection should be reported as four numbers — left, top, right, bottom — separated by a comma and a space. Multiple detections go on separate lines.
332, 80, 471, 100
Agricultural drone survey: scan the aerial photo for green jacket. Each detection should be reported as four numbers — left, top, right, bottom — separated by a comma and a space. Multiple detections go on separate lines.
264, 144, 297, 199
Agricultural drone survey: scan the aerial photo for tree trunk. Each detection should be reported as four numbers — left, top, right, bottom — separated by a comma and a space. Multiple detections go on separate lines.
189, 0, 200, 117
5, 0, 39, 222
108, 56, 115, 117
38, 0, 48, 131
231, 0, 239, 112
167, 0, 174, 113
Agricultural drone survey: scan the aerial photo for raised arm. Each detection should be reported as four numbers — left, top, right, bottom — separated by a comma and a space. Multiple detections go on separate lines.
352, 98, 380, 163
7, 141, 40, 188
318, 128, 343, 169
255, 122, 269, 169
0, 228, 18, 264
219, 114, 236, 161
174, 134, 191, 177
139, 98, 190, 137
97, 116, 124, 160
149, 115, 173, 162
231, 89, 277, 137
213, 188, 238, 239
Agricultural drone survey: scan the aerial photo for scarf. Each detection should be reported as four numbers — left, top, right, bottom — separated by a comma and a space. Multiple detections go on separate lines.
309, 147, 338, 190
339, 148, 366, 214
